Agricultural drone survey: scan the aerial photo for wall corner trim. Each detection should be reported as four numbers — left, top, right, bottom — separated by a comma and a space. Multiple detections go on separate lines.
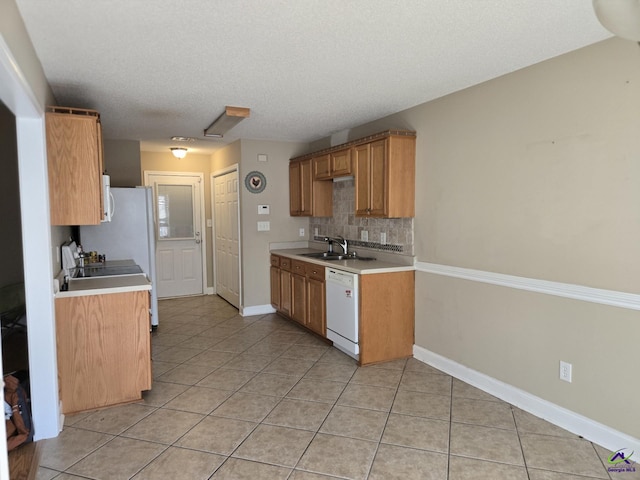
413, 344, 640, 460
240, 304, 276, 317
416, 262, 640, 311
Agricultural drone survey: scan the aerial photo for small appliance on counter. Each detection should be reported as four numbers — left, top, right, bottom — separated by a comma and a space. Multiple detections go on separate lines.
61, 241, 78, 278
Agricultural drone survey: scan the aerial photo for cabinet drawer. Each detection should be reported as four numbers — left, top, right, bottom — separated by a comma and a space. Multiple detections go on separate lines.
306, 264, 325, 281
280, 257, 292, 272
291, 260, 308, 276
270, 254, 281, 267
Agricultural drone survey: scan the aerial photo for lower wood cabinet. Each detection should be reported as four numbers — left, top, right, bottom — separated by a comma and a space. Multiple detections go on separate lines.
271, 253, 414, 365
307, 275, 325, 335
359, 271, 414, 365
291, 270, 307, 325
271, 255, 326, 336
55, 290, 151, 414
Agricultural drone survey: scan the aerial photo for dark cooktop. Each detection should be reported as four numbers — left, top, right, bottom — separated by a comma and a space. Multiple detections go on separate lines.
72, 264, 143, 278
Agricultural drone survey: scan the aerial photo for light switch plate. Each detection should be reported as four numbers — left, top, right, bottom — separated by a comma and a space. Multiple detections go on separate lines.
257, 221, 270, 231
257, 154, 268, 162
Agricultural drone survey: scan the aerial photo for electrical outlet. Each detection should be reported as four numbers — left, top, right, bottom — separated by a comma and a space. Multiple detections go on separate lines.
380, 232, 387, 244
299, 228, 305, 237
560, 361, 572, 383
314, 228, 319, 237
361, 230, 368, 241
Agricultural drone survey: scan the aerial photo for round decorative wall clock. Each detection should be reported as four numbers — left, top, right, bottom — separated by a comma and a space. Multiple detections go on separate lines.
244, 171, 267, 193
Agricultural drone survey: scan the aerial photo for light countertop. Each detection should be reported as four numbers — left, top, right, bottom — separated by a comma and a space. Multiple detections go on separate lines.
271, 248, 415, 275
56, 274, 151, 298
55, 259, 151, 298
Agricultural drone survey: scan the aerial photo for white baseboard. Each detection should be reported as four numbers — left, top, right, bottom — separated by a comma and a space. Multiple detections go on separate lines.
413, 344, 640, 461
240, 304, 276, 317
205, 287, 215, 295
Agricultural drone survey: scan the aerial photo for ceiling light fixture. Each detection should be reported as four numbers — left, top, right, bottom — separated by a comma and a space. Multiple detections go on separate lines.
171, 136, 197, 142
593, 0, 640, 41
170, 147, 188, 159
204, 106, 250, 138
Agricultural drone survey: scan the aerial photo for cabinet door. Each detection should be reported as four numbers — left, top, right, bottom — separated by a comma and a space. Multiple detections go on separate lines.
299, 159, 313, 215
307, 277, 325, 335
280, 269, 292, 316
354, 143, 371, 216
46, 111, 104, 225
289, 162, 302, 216
313, 154, 331, 180
331, 148, 352, 177
368, 139, 388, 216
291, 273, 307, 325
289, 159, 313, 216
270, 266, 281, 309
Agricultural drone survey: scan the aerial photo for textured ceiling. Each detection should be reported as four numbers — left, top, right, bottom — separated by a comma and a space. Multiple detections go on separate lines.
15, 0, 611, 154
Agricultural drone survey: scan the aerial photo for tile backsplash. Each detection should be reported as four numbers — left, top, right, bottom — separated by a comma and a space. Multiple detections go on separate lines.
309, 178, 414, 255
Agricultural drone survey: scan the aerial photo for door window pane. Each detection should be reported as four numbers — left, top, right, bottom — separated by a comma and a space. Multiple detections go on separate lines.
157, 184, 194, 239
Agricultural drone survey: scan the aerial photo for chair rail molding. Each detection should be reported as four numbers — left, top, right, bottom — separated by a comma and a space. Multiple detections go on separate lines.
416, 262, 640, 311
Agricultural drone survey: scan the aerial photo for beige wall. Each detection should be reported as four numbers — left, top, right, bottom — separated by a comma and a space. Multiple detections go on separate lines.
104, 139, 142, 187
234, 139, 308, 308
141, 151, 215, 288
0, 0, 54, 111
212, 140, 241, 173
345, 37, 640, 439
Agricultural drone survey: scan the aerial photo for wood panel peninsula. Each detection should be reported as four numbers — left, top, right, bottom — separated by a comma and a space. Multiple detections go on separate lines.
54, 274, 152, 414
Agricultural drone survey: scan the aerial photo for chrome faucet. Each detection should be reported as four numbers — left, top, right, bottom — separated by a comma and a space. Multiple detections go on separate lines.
324, 236, 348, 255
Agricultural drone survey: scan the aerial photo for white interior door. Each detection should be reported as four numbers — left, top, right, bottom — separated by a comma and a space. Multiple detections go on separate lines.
214, 170, 240, 307
147, 173, 204, 298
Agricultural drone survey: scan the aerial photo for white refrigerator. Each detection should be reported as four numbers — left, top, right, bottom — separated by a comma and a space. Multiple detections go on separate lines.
79, 187, 159, 327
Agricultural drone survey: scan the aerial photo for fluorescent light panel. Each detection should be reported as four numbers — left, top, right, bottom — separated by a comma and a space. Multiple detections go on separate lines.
204, 106, 250, 138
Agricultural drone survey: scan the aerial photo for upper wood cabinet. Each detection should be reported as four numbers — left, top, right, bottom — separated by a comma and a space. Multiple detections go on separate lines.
312, 154, 331, 180
289, 158, 332, 217
46, 107, 104, 225
292, 130, 415, 218
313, 148, 352, 180
354, 134, 415, 218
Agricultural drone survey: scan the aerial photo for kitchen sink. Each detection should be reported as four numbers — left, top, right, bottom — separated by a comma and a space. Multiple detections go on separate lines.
301, 252, 343, 259
300, 252, 376, 261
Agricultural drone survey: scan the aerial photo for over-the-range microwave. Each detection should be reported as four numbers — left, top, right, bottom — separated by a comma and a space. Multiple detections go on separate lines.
102, 174, 114, 222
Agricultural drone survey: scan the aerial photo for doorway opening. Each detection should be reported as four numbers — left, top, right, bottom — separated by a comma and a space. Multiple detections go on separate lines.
0, 101, 30, 401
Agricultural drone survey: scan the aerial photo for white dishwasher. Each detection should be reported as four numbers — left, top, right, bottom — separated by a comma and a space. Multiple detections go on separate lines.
325, 267, 359, 360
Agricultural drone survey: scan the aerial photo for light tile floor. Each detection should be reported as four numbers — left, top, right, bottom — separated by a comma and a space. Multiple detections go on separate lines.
37, 295, 634, 480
